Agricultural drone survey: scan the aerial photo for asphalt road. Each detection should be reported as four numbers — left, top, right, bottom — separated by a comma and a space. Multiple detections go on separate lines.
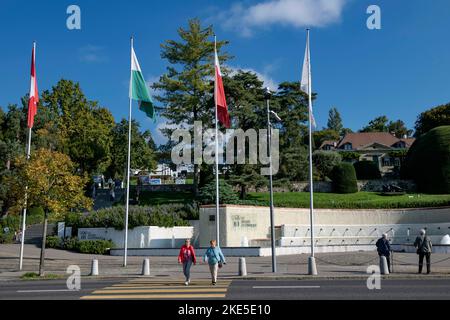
2, 278, 450, 300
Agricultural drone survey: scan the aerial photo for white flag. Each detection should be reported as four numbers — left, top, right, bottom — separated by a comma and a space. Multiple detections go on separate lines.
301, 31, 316, 129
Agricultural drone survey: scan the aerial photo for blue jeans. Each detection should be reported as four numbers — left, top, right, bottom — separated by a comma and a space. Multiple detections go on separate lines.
183, 260, 193, 281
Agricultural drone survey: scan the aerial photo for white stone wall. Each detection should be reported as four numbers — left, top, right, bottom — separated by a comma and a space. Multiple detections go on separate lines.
199, 205, 450, 247
78, 226, 194, 249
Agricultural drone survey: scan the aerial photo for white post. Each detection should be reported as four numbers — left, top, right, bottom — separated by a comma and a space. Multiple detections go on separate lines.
214, 36, 220, 247
123, 36, 133, 267
19, 41, 36, 271
265, 88, 277, 273
306, 29, 318, 275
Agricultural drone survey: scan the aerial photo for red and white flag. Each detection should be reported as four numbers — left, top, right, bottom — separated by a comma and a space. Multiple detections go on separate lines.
27, 43, 39, 129
214, 42, 230, 128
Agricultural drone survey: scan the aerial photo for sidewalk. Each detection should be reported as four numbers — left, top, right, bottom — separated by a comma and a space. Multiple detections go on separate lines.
1, 244, 450, 281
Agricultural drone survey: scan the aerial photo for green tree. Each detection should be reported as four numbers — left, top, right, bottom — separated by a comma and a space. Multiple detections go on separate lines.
330, 162, 358, 194
38, 79, 115, 174
327, 107, 343, 134
313, 129, 340, 149
388, 120, 413, 138
11, 149, 92, 276
223, 71, 268, 197
107, 119, 157, 180
360, 115, 389, 132
313, 150, 342, 180
415, 103, 450, 137
0, 104, 27, 216
153, 19, 230, 195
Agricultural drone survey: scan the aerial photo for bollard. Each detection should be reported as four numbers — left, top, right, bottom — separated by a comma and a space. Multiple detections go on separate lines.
379, 256, 390, 275
142, 258, 150, 276
90, 259, 99, 276
308, 256, 318, 276
239, 257, 247, 276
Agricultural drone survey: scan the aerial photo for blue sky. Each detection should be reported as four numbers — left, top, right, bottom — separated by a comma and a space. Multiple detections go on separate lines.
1, 0, 450, 145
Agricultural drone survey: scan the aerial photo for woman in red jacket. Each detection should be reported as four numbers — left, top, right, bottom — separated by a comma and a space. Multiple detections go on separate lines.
178, 239, 197, 286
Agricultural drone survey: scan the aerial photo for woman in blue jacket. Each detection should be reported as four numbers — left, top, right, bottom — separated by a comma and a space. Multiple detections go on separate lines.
203, 240, 226, 285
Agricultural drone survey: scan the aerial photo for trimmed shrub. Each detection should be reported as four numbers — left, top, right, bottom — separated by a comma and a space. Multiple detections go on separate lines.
198, 180, 239, 205
64, 205, 192, 231
330, 163, 358, 194
354, 161, 382, 180
403, 126, 450, 194
77, 240, 114, 255
46, 236, 61, 249
313, 151, 342, 180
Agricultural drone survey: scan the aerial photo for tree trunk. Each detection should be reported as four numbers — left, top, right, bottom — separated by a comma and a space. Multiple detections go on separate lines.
39, 212, 48, 277
193, 164, 199, 196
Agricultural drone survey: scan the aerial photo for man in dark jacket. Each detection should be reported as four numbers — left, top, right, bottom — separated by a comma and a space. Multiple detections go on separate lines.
376, 233, 392, 273
414, 229, 433, 274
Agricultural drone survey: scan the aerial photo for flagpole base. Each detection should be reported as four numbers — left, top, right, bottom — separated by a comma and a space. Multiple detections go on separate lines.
308, 256, 318, 275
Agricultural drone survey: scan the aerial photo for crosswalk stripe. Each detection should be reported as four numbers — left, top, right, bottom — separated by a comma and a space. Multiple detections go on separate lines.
106, 285, 229, 289
80, 279, 232, 300
81, 294, 226, 300
92, 288, 228, 294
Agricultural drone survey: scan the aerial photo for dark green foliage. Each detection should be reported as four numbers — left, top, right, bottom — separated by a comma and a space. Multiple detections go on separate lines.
330, 163, 358, 194
415, 103, 450, 137
45, 235, 61, 248
198, 180, 239, 204
403, 126, 450, 194
77, 240, 114, 254
340, 151, 361, 161
313, 150, 342, 180
354, 161, 382, 180
46, 236, 114, 255
65, 205, 192, 230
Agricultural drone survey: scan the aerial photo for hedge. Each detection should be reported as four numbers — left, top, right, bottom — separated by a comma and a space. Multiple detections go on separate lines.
330, 163, 358, 194
354, 161, 381, 180
403, 126, 450, 194
46, 236, 114, 255
64, 204, 192, 231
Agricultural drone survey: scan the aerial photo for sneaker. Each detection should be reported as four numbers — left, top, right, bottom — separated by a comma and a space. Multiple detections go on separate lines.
185, 281, 189, 286
212, 282, 217, 286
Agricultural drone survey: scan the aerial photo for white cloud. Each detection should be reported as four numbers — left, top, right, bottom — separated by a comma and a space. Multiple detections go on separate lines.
78, 45, 108, 63
218, 0, 347, 37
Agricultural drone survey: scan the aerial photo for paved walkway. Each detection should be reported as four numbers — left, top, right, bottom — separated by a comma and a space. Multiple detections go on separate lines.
1, 244, 450, 281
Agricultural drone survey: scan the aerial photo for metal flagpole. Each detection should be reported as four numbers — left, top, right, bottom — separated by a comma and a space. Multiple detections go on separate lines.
123, 36, 133, 267
306, 29, 318, 275
265, 88, 277, 273
214, 36, 220, 247
19, 41, 36, 271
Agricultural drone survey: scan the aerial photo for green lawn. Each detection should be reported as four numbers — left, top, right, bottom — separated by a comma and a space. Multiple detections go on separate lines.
244, 192, 450, 209
136, 190, 450, 209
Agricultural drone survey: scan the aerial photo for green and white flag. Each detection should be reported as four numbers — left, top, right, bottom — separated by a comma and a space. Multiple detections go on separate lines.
130, 47, 155, 119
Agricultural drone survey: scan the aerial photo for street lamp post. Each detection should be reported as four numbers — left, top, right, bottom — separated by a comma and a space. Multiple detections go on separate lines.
265, 87, 277, 273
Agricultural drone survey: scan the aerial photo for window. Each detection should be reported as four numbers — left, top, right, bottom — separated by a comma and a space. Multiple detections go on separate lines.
343, 143, 352, 150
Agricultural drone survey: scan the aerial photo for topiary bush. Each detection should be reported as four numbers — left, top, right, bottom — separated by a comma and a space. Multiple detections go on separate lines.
77, 240, 114, 254
313, 150, 342, 180
403, 126, 450, 194
330, 162, 358, 194
198, 180, 239, 205
354, 161, 382, 180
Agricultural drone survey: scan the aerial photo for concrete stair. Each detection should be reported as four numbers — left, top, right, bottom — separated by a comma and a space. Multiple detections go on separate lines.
24, 223, 55, 245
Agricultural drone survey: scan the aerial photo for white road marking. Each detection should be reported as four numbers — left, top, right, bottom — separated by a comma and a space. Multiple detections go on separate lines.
17, 289, 79, 293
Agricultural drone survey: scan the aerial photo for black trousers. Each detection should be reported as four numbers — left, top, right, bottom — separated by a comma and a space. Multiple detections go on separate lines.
418, 253, 431, 273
